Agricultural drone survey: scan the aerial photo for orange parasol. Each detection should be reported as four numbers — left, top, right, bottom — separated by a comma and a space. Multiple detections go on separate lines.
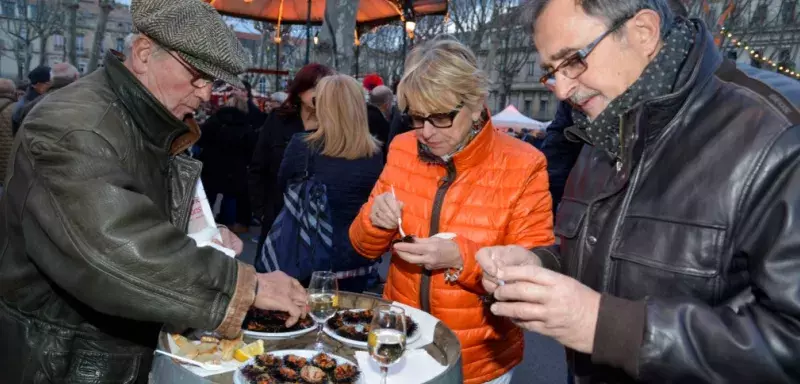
205, 0, 447, 26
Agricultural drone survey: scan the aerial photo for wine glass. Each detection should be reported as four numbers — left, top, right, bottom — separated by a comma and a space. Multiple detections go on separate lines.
368, 305, 407, 384
307, 271, 339, 352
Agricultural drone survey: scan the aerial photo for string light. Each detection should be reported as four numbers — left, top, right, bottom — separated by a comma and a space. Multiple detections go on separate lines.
720, 29, 800, 80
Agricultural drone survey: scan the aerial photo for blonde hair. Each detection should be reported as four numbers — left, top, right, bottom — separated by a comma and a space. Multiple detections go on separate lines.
397, 35, 489, 115
305, 74, 380, 160
225, 94, 248, 113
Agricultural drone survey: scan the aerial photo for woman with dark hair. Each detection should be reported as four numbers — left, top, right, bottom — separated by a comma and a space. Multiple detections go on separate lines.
248, 63, 334, 259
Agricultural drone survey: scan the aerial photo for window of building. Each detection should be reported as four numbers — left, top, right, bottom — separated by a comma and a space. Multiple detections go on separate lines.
116, 37, 124, 52
78, 62, 86, 74
781, 0, 797, 24
524, 100, 532, 116
76, 34, 84, 53
780, 48, 792, 63
27, 4, 36, 19
752, 3, 768, 25
1, 1, 15, 17
539, 99, 549, 118
528, 59, 536, 76
53, 34, 64, 50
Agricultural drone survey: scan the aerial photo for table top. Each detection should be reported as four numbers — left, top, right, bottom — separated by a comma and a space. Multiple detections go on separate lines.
154, 291, 463, 384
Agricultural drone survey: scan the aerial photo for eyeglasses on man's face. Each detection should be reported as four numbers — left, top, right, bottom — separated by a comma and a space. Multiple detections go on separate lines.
403, 103, 464, 129
165, 50, 214, 89
539, 15, 634, 85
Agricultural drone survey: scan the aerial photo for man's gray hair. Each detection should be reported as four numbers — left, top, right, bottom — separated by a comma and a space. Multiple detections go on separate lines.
521, 0, 675, 37
369, 85, 394, 107
50, 63, 80, 88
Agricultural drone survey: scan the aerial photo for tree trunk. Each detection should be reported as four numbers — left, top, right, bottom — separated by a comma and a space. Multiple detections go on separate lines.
87, 0, 113, 73
24, 43, 33, 73
317, 0, 357, 73
66, 0, 78, 66
39, 35, 48, 66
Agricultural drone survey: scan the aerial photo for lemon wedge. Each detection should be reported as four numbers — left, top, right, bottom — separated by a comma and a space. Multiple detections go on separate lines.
332, 294, 339, 308
233, 339, 264, 362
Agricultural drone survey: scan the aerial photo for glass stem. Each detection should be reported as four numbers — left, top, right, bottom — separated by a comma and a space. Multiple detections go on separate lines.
316, 322, 324, 346
381, 366, 389, 384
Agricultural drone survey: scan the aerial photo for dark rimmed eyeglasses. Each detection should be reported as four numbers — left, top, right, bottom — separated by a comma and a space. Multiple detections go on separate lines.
402, 103, 464, 129
539, 15, 634, 85
164, 50, 214, 89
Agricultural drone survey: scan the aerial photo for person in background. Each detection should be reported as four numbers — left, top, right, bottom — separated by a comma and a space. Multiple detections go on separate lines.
11, 65, 51, 135
369, 85, 397, 122
197, 93, 257, 234
0, 0, 307, 381
349, 36, 554, 384
242, 80, 267, 129
0, 78, 17, 193
272, 74, 384, 292
362, 73, 384, 93
18, 63, 80, 123
249, 63, 334, 260
539, 101, 582, 213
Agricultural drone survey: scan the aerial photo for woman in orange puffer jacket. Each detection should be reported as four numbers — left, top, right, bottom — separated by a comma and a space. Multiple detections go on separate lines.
349, 36, 555, 384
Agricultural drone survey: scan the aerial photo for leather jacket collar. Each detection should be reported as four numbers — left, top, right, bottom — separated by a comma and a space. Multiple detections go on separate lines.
103, 50, 195, 154
637, 19, 722, 143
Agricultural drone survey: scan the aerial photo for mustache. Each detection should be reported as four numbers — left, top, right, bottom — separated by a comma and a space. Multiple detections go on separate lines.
569, 91, 600, 106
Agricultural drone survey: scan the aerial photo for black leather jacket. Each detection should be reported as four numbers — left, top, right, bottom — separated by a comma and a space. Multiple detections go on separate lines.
536, 21, 800, 383
0, 52, 255, 383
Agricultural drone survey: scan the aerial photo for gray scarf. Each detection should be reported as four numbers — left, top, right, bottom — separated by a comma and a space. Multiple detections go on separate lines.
572, 19, 696, 160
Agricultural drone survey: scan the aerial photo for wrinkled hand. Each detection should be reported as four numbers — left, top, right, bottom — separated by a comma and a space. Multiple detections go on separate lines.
490, 264, 600, 354
369, 192, 404, 230
393, 237, 462, 270
214, 226, 244, 255
253, 272, 309, 327
476, 245, 542, 294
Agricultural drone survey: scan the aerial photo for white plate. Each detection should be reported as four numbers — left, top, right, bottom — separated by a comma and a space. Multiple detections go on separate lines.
242, 324, 316, 340
322, 309, 421, 349
233, 349, 364, 384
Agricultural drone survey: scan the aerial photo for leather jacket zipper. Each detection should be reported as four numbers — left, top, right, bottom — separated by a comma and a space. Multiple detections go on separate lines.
420, 161, 457, 313
171, 155, 203, 232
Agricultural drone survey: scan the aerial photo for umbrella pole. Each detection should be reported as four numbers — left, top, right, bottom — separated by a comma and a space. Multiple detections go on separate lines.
305, 0, 311, 65
275, 42, 281, 91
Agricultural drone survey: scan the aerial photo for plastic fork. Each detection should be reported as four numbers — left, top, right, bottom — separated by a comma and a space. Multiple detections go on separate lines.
391, 185, 406, 237
154, 349, 223, 370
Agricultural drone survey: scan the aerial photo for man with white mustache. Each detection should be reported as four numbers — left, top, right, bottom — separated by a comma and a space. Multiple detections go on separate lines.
478, 0, 800, 383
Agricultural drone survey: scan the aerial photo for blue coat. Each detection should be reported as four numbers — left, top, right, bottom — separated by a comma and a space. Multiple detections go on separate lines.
277, 133, 385, 273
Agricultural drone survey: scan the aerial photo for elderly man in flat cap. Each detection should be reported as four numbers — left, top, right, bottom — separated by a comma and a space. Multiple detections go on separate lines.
0, 0, 307, 382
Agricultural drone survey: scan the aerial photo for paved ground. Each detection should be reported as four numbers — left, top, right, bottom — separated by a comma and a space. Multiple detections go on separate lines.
236, 227, 567, 384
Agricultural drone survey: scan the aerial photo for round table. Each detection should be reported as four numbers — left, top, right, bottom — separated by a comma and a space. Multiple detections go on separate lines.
149, 292, 463, 384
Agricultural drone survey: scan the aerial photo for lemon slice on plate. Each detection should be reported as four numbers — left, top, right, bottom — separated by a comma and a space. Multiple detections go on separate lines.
233, 339, 264, 362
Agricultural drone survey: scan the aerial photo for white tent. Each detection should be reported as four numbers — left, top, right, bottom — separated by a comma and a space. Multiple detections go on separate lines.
492, 105, 550, 131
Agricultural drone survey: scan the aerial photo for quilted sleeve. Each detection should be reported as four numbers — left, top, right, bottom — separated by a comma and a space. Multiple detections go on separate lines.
349, 167, 396, 259
503, 152, 555, 248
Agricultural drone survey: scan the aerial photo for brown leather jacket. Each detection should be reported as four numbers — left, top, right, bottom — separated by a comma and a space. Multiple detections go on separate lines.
0, 51, 256, 383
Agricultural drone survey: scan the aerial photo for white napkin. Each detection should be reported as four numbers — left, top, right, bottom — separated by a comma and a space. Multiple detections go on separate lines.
175, 360, 240, 378
355, 349, 446, 383
391, 301, 439, 349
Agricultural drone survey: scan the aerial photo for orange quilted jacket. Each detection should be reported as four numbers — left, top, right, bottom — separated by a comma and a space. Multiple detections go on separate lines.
349, 122, 555, 383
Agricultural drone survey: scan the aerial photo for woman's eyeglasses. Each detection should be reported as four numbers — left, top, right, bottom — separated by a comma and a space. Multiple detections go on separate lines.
403, 103, 464, 129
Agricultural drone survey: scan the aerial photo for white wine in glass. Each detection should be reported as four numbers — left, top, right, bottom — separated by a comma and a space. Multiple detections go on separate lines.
368, 305, 406, 384
307, 271, 338, 352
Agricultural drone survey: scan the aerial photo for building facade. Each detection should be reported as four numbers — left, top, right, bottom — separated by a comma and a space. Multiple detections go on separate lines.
0, 0, 132, 81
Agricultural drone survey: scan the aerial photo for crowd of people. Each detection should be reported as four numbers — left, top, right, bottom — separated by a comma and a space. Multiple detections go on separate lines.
1, 0, 800, 383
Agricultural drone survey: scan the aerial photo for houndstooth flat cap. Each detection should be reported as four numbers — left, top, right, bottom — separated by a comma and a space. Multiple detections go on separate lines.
131, 0, 251, 87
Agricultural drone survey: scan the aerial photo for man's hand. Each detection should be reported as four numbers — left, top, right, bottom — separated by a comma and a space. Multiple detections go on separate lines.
476, 245, 542, 294
393, 237, 461, 270
490, 264, 601, 354
253, 272, 308, 327
215, 226, 244, 255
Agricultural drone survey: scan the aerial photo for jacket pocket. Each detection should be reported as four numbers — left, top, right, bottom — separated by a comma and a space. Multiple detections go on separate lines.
554, 199, 587, 239
66, 350, 141, 384
610, 216, 724, 302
